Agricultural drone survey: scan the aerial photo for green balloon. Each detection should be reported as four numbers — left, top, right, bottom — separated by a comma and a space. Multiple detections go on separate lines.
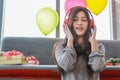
36, 7, 59, 35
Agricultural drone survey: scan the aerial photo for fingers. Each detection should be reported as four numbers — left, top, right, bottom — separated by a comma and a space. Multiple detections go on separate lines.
63, 24, 73, 40
63, 24, 70, 34
89, 25, 97, 42
63, 24, 67, 34
63, 24, 66, 33
89, 33, 92, 38
92, 25, 97, 38
94, 25, 97, 31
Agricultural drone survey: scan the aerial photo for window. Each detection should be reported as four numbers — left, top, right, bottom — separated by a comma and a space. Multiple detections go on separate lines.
3, 0, 111, 40
113, 0, 120, 40
3, 0, 56, 38
60, 0, 111, 40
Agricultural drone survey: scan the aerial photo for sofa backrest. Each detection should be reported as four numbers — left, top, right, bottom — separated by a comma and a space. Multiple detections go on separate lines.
98, 40, 120, 60
1, 37, 120, 65
0, 37, 60, 65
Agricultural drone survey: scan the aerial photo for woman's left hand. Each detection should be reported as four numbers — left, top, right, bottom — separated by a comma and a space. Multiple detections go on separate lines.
89, 25, 97, 43
89, 25, 98, 51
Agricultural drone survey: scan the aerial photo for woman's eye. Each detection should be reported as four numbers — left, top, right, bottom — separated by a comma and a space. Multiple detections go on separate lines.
73, 18, 78, 21
82, 19, 87, 21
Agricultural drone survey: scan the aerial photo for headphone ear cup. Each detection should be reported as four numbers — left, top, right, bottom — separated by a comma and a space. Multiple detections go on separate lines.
64, 19, 69, 25
90, 19, 94, 29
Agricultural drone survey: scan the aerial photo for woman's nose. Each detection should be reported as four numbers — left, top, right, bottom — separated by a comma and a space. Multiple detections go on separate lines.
77, 19, 82, 25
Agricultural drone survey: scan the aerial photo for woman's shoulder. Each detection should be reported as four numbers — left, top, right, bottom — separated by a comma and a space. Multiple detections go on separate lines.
97, 41, 105, 51
54, 39, 65, 48
97, 41, 104, 46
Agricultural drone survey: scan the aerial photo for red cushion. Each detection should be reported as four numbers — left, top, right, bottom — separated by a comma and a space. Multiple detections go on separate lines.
1, 69, 120, 80
101, 78, 120, 80
100, 70, 120, 77
0, 69, 61, 79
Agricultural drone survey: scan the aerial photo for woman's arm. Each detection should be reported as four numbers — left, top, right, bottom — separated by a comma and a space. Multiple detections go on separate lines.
88, 43, 105, 72
55, 42, 77, 72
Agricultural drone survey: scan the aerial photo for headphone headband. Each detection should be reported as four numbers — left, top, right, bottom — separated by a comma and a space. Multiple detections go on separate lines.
64, 6, 94, 28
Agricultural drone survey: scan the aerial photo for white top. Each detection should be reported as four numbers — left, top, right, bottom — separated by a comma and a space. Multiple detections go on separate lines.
55, 41, 105, 80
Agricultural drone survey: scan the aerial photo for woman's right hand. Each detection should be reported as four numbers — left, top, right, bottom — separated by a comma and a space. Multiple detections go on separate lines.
63, 24, 73, 41
63, 24, 74, 47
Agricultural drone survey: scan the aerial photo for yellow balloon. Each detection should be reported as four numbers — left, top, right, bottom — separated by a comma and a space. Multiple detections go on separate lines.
36, 7, 59, 35
86, 0, 108, 15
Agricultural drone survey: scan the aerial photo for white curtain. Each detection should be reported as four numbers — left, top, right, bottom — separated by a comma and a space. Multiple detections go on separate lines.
115, 0, 120, 39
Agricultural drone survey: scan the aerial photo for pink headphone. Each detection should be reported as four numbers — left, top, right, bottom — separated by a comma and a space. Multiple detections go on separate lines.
64, 6, 94, 29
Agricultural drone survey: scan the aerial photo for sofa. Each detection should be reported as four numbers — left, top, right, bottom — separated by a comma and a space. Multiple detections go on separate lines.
0, 37, 120, 80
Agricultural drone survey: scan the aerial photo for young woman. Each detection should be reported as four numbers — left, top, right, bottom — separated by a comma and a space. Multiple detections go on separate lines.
52, 6, 105, 80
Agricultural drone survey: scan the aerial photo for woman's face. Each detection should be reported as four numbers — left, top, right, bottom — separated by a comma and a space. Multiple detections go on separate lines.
73, 11, 88, 37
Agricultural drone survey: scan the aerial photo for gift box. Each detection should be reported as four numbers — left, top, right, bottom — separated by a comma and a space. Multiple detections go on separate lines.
0, 52, 5, 56
26, 56, 39, 65
106, 62, 120, 66
0, 50, 39, 65
106, 58, 120, 66
0, 55, 28, 64
106, 62, 113, 66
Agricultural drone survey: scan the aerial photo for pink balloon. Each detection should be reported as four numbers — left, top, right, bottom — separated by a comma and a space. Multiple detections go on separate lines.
64, 0, 87, 13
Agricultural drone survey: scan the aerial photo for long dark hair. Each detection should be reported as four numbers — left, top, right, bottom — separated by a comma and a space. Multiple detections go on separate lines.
52, 6, 93, 76
66, 6, 92, 56
65, 6, 93, 76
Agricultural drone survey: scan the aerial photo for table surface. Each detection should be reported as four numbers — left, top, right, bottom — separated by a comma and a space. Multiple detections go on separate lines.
0, 65, 58, 70
0, 64, 120, 70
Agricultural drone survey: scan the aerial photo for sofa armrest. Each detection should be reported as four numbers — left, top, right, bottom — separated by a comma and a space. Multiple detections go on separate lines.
0, 65, 58, 70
